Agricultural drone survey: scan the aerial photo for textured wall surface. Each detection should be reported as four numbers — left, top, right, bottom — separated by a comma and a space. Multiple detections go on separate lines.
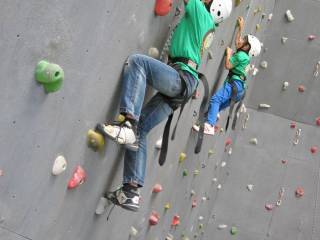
0, 0, 319, 240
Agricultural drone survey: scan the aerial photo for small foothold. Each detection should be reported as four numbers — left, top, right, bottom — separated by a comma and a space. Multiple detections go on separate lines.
67, 165, 86, 189
308, 35, 316, 41
179, 152, 187, 163
295, 187, 304, 198
165, 234, 174, 240
171, 215, 180, 227
192, 199, 197, 208
260, 61, 268, 69
311, 146, 318, 154
285, 10, 295, 22
155, 138, 162, 149
182, 169, 188, 177
190, 189, 196, 196
218, 224, 228, 229
217, 184, 222, 190
249, 138, 258, 145
255, 24, 260, 32
315, 117, 320, 126
221, 161, 226, 167
148, 47, 160, 59
282, 81, 289, 90
290, 122, 296, 128
212, 178, 217, 183
268, 13, 273, 21
164, 203, 171, 210
247, 184, 254, 191
298, 85, 305, 93
95, 197, 107, 215
198, 216, 204, 221
281, 159, 288, 164
265, 203, 274, 211
152, 183, 163, 193
52, 155, 67, 176
208, 149, 214, 156
149, 211, 160, 225
230, 226, 238, 235
202, 196, 207, 201
129, 226, 138, 237
259, 103, 271, 109
199, 223, 204, 229
281, 37, 288, 44
228, 148, 232, 155
193, 169, 200, 176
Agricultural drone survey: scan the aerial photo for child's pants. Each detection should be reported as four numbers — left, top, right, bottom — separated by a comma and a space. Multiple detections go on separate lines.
207, 79, 245, 126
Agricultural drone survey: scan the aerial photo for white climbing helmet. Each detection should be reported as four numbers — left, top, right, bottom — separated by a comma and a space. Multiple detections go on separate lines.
247, 34, 262, 57
210, 0, 233, 24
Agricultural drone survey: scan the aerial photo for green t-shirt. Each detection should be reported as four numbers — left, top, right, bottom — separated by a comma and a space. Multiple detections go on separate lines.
169, 0, 215, 80
229, 51, 250, 84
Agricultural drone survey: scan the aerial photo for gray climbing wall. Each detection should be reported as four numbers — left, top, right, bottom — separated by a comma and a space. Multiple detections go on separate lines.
0, 0, 319, 240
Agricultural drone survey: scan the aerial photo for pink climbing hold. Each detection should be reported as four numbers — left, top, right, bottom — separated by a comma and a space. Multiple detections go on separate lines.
265, 203, 274, 211
171, 215, 180, 226
225, 138, 232, 147
310, 146, 318, 154
154, 0, 173, 16
308, 35, 316, 41
152, 183, 163, 193
298, 85, 305, 93
281, 159, 288, 164
0, 169, 3, 176
290, 122, 296, 129
68, 165, 86, 189
192, 199, 197, 208
295, 187, 304, 198
149, 211, 160, 225
315, 117, 320, 126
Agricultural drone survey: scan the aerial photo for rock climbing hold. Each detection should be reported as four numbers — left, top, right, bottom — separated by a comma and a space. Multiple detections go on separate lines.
154, 0, 173, 16
249, 138, 258, 145
192, 199, 197, 208
201, 163, 206, 168
247, 184, 254, 191
235, 0, 242, 7
149, 211, 160, 225
67, 165, 86, 189
268, 13, 273, 21
129, 226, 138, 237
152, 183, 163, 193
295, 187, 304, 198
308, 35, 316, 41
95, 197, 107, 215
221, 161, 226, 167
316, 117, 320, 126
298, 85, 305, 93
293, 128, 301, 145
179, 152, 187, 163
281, 159, 288, 164
193, 169, 200, 176
259, 103, 271, 109
165, 234, 174, 240
281, 37, 288, 44
314, 61, 320, 78
217, 184, 222, 190
182, 169, 188, 177
261, 13, 266, 19
155, 137, 162, 149
171, 215, 180, 227
198, 216, 204, 221
310, 146, 318, 154
212, 178, 217, 183
282, 81, 289, 90
260, 61, 268, 69
228, 148, 232, 155
164, 203, 171, 210
218, 224, 228, 230
252, 67, 259, 76
285, 10, 295, 22
199, 223, 204, 229
87, 129, 105, 152
0, 169, 3, 176
52, 155, 67, 176
255, 24, 260, 32
148, 47, 160, 59
35, 60, 64, 93
202, 196, 207, 201
290, 122, 296, 129
265, 203, 274, 211
117, 114, 126, 122
225, 138, 232, 147
230, 226, 238, 235
192, 90, 200, 99
190, 189, 196, 196
208, 50, 213, 60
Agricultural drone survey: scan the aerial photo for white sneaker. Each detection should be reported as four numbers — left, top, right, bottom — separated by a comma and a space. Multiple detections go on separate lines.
192, 122, 215, 136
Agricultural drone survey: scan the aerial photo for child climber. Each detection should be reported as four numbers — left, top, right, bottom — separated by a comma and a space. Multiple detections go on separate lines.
95, 0, 233, 212
193, 16, 262, 135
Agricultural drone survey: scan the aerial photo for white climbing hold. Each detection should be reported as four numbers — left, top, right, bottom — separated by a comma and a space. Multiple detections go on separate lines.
247, 184, 254, 191
281, 37, 288, 44
129, 226, 138, 237
268, 13, 273, 21
165, 234, 174, 240
252, 68, 259, 76
198, 216, 204, 221
221, 161, 226, 167
52, 155, 67, 175
191, 189, 196, 196
148, 47, 160, 59
259, 103, 271, 109
282, 81, 289, 90
155, 138, 162, 149
217, 184, 222, 190
202, 197, 207, 201
212, 178, 217, 183
285, 10, 295, 22
95, 197, 107, 215
218, 224, 228, 229
249, 138, 258, 145
228, 148, 232, 155
260, 61, 268, 69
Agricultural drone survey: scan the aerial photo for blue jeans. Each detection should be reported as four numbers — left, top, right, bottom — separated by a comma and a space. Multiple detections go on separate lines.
120, 54, 198, 187
207, 79, 245, 125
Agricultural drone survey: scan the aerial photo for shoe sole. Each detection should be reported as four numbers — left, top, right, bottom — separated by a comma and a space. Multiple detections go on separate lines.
105, 192, 140, 212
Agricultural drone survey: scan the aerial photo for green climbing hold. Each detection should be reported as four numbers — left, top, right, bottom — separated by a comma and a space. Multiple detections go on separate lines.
230, 226, 238, 235
193, 169, 200, 176
182, 169, 188, 177
35, 60, 64, 93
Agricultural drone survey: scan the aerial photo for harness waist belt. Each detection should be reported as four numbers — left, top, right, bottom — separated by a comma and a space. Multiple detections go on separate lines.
169, 56, 198, 70
227, 71, 246, 81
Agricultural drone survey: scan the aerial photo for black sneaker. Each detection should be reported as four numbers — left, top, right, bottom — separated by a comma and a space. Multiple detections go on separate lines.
96, 120, 139, 151
105, 186, 140, 212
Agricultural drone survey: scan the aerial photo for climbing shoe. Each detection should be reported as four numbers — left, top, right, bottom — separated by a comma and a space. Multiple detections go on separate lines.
192, 122, 215, 136
106, 186, 140, 212
96, 120, 138, 151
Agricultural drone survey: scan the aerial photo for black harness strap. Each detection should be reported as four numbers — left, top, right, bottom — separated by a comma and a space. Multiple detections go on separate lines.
231, 91, 246, 130
225, 80, 238, 131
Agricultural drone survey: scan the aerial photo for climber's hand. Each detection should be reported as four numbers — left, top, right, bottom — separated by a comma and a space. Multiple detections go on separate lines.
226, 47, 233, 56
237, 16, 244, 30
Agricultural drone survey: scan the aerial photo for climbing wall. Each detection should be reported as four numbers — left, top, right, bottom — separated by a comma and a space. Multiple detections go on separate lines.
0, 0, 319, 240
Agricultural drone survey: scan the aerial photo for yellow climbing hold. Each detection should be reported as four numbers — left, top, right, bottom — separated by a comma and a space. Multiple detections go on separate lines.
164, 203, 171, 210
117, 114, 125, 122
179, 152, 187, 163
193, 169, 200, 176
256, 24, 261, 32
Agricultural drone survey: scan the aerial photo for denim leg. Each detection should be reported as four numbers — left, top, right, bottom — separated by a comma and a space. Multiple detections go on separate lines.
122, 93, 173, 187
119, 54, 182, 121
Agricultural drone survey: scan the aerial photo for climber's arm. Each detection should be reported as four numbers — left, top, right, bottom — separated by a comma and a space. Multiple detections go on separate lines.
235, 16, 245, 49
225, 47, 234, 70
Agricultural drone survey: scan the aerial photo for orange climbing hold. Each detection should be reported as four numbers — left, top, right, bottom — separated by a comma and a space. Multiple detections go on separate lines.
310, 146, 318, 154
155, 0, 173, 16
152, 183, 163, 193
295, 187, 304, 198
149, 211, 160, 225
171, 215, 180, 226
68, 165, 86, 189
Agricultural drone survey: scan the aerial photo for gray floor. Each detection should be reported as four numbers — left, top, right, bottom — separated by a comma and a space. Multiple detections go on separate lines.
0, 0, 319, 239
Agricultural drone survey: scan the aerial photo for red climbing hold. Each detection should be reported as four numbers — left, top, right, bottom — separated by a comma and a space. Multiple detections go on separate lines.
152, 183, 163, 193
68, 165, 86, 189
315, 117, 320, 126
265, 203, 274, 211
281, 159, 288, 164
308, 35, 316, 41
171, 215, 180, 226
295, 187, 304, 198
290, 122, 296, 129
310, 146, 318, 154
192, 90, 200, 99
155, 0, 173, 16
225, 138, 232, 147
298, 85, 305, 93
192, 199, 197, 208
149, 211, 160, 225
